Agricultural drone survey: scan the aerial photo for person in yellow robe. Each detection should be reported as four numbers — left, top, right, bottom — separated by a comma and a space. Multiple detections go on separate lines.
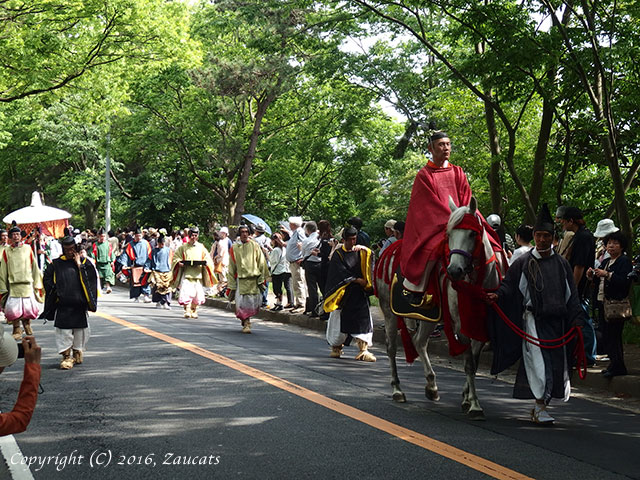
0, 226, 44, 340
227, 225, 269, 334
171, 227, 215, 319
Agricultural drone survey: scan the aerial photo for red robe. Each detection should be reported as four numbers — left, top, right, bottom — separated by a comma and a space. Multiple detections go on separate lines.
401, 162, 472, 286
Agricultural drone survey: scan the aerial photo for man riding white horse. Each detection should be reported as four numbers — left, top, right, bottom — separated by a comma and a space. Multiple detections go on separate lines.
400, 131, 502, 310
375, 196, 506, 419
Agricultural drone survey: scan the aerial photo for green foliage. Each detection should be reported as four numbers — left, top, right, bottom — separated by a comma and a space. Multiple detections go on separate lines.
0, 0, 638, 257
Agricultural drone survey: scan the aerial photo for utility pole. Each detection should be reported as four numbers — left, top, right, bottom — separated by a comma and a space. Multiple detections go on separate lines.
105, 132, 111, 232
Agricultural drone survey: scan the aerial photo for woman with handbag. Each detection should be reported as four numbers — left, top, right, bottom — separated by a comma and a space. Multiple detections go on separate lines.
588, 231, 633, 378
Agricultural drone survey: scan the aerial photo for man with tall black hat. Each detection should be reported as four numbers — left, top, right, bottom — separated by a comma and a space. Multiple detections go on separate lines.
90, 227, 116, 294
400, 131, 501, 307
0, 224, 44, 340
171, 226, 215, 318
117, 227, 152, 302
487, 204, 584, 424
41, 236, 98, 369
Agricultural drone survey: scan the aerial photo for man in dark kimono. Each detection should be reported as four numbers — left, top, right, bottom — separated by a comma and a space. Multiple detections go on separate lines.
323, 227, 375, 362
41, 237, 98, 370
487, 204, 584, 424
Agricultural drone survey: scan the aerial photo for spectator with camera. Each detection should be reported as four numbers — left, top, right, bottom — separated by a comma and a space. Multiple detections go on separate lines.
0, 327, 41, 436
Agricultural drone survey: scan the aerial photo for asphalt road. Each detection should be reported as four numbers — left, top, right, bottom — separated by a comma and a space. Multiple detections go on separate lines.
1, 289, 638, 480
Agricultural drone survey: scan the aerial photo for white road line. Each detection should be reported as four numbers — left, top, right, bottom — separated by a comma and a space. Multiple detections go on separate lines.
0, 426, 35, 480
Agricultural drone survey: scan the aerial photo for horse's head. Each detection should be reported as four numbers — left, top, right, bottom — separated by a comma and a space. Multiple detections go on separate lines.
446, 196, 483, 282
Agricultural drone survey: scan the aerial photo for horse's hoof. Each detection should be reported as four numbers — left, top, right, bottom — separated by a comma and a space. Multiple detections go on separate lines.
425, 388, 440, 402
467, 409, 485, 421
392, 392, 407, 403
461, 402, 471, 414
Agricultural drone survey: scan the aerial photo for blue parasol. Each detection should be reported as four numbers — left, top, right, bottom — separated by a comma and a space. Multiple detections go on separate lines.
241, 214, 272, 235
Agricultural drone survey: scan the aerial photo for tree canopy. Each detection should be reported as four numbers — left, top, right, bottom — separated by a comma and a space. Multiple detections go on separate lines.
0, 0, 638, 247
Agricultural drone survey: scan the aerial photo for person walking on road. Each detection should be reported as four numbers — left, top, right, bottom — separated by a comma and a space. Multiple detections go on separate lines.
151, 235, 173, 310
323, 226, 376, 362
227, 225, 269, 334
118, 227, 153, 303
41, 236, 98, 369
487, 205, 584, 424
0, 224, 44, 340
171, 227, 215, 319
90, 227, 116, 294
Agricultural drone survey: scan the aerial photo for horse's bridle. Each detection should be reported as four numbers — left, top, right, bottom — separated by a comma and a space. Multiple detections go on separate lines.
448, 248, 473, 260
448, 248, 474, 273
446, 213, 484, 275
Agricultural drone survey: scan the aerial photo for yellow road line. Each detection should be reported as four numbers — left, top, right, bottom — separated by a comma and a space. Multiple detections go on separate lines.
96, 311, 532, 480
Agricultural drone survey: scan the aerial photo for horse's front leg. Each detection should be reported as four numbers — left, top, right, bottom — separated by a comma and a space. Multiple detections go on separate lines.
385, 317, 407, 403
461, 340, 485, 420
413, 320, 439, 401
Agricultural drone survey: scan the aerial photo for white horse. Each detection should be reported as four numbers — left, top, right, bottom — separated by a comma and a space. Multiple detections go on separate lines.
375, 197, 506, 420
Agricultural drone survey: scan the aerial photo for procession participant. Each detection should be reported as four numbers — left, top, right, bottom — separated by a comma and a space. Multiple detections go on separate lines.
0, 230, 7, 323
148, 228, 158, 249
117, 227, 152, 303
28, 228, 46, 271
400, 131, 500, 307
0, 225, 44, 340
151, 235, 173, 310
213, 227, 231, 285
41, 236, 98, 369
286, 217, 307, 310
47, 235, 62, 262
0, 330, 41, 436
90, 227, 116, 294
323, 226, 376, 362
171, 227, 215, 319
108, 230, 121, 259
227, 225, 269, 334
487, 204, 584, 424
0, 229, 8, 249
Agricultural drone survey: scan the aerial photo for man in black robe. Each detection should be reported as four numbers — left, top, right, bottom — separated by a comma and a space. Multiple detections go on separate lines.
41, 237, 98, 369
487, 204, 584, 424
323, 227, 375, 362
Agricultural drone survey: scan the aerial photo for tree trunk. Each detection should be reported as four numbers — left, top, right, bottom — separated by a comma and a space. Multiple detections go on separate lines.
231, 91, 278, 227
529, 97, 554, 211
83, 203, 96, 230
483, 92, 502, 215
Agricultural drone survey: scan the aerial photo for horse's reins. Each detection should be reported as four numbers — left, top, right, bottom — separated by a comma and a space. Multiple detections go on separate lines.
488, 301, 588, 379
